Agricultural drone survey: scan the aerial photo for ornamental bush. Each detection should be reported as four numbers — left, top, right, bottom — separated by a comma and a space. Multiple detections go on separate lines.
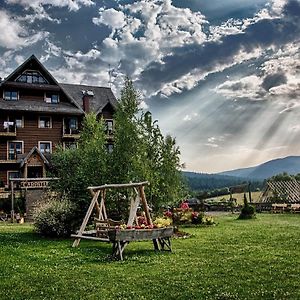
238, 194, 256, 220
172, 209, 215, 225
34, 194, 76, 237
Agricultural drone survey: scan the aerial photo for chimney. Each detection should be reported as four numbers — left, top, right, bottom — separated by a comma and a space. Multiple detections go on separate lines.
82, 90, 94, 113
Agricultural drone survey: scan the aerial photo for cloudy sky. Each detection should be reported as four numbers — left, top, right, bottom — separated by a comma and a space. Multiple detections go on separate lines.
0, 0, 299, 173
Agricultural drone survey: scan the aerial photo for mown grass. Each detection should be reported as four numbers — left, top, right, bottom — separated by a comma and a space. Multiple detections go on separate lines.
206, 191, 262, 204
1, 214, 300, 300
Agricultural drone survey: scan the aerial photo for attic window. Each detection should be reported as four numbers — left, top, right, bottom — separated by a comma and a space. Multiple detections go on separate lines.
16, 70, 48, 84
45, 92, 59, 104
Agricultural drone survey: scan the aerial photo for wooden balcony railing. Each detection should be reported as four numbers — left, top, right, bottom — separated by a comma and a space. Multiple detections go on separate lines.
0, 125, 17, 137
62, 128, 80, 139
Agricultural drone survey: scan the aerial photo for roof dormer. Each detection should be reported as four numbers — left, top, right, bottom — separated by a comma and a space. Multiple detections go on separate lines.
2, 55, 58, 85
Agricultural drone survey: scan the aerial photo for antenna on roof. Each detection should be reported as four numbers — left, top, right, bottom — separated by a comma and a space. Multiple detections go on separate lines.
108, 64, 112, 88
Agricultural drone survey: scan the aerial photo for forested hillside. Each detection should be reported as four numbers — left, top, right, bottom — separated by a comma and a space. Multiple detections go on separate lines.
183, 171, 263, 192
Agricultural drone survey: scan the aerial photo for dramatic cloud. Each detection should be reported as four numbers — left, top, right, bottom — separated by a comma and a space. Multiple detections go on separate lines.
93, 8, 126, 30
5, 0, 95, 23
5, 0, 94, 11
0, 10, 49, 49
138, 0, 300, 97
215, 41, 300, 106
92, 0, 207, 87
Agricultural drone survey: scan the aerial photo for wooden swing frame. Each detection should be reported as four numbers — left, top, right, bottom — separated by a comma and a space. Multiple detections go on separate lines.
71, 181, 173, 260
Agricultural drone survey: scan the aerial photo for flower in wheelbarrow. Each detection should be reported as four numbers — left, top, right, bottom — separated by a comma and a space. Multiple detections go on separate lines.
153, 217, 172, 228
180, 201, 189, 210
137, 216, 147, 226
164, 210, 173, 218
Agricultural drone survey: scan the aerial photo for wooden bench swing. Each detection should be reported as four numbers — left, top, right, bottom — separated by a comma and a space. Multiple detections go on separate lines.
71, 181, 173, 260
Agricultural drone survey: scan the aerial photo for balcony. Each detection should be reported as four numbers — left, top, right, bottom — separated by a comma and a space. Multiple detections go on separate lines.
105, 129, 114, 140
62, 128, 80, 139
0, 123, 16, 137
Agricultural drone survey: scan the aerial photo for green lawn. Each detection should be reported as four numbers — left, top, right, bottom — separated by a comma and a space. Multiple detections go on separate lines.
1, 214, 300, 300
206, 191, 262, 204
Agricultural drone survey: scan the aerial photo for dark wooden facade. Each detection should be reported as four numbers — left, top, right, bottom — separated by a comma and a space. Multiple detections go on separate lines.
0, 55, 117, 186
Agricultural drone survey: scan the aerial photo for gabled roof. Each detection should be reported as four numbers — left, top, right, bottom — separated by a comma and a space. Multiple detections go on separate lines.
1, 55, 85, 113
3, 54, 59, 85
18, 146, 50, 168
0, 55, 117, 115
60, 83, 117, 114
260, 180, 300, 203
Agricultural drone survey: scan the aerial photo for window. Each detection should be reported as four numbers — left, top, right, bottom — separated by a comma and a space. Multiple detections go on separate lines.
105, 120, 113, 134
39, 141, 52, 154
7, 171, 20, 185
69, 117, 78, 130
4, 91, 18, 101
106, 143, 114, 153
8, 141, 23, 160
63, 141, 78, 150
45, 93, 59, 104
15, 117, 24, 128
16, 70, 48, 84
64, 117, 78, 134
39, 116, 52, 128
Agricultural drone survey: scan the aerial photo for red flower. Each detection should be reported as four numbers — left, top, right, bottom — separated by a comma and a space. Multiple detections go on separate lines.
180, 201, 189, 210
164, 211, 173, 218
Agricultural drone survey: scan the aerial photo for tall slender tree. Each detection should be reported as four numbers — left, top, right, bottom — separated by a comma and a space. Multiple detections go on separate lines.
109, 77, 144, 183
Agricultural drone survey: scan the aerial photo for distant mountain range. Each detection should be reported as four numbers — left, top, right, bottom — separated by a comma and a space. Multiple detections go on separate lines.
183, 171, 262, 192
218, 156, 300, 180
183, 156, 300, 192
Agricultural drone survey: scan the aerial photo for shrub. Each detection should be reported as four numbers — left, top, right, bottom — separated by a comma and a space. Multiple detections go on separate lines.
238, 194, 256, 220
193, 212, 216, 225
172, 208, 193, 224
172, 209, 215, 225
34, 194, 77, 237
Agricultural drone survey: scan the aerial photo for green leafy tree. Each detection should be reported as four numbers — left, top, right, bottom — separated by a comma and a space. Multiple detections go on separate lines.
109, 78, 143, 184
51, 113, 108, 219
294, 173, 300, 181
139, 111, 186, 210
52, 79, 184, 222
110, 78, 185, 212
139, 112, 163, 206
270, 172, 293, 182
157, 135, 185, 208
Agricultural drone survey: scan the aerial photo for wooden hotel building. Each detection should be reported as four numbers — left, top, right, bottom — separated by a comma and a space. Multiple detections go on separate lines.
0, 55, 117, 187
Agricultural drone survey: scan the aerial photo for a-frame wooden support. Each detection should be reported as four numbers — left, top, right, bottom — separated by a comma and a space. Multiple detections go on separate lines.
71, 181, 173, 260
127, 187, 140, 226
72, 181, 150, 248
72, 190, 104, 247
